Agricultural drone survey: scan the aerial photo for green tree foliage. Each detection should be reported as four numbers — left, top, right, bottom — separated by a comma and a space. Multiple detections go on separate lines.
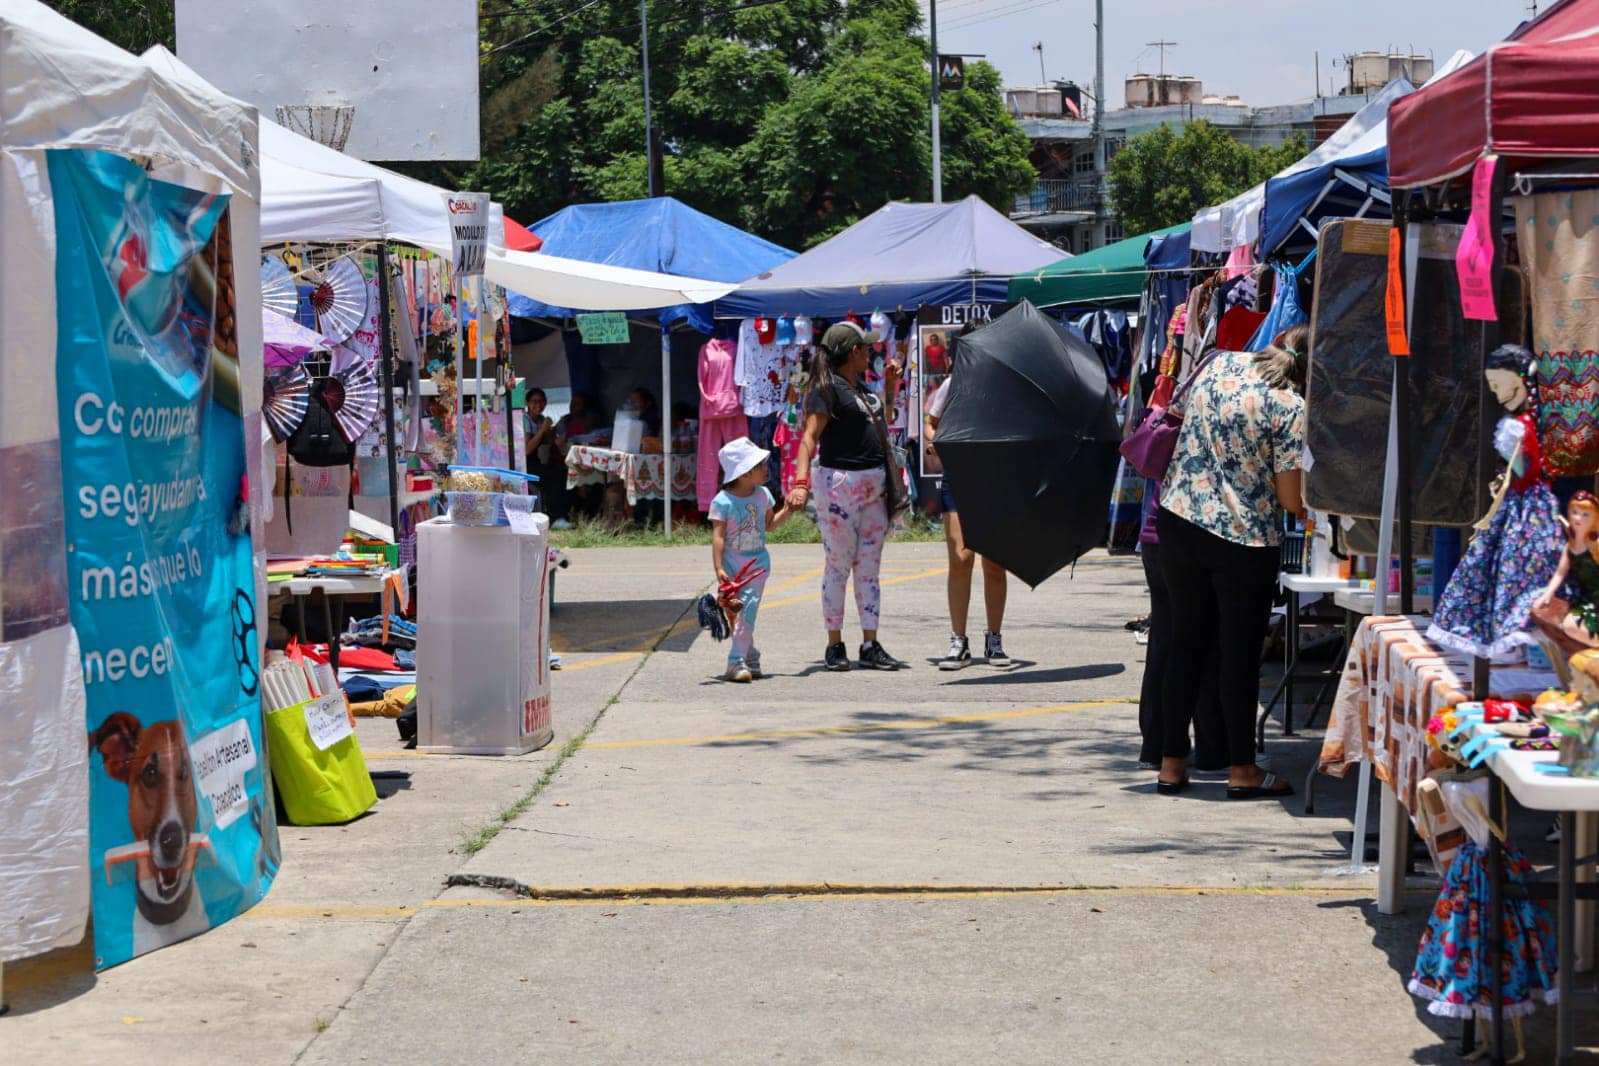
42, 0, 173, 53
1106, 122, 1309, 234
472, 0, 1036, 248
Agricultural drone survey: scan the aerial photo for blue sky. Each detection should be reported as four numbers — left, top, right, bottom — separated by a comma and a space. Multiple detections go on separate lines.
920, 0, 1536, 105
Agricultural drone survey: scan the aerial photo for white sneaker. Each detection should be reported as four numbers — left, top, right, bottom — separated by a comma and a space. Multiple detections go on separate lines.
724, 664, 753, 683
984, 632, 1011, 667
938, 634, 972, 671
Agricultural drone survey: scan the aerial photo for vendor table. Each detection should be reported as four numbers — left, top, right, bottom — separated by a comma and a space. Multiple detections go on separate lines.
565, 444, 695, 507
1262, 573, 1360, 747
269, 574, 386, 674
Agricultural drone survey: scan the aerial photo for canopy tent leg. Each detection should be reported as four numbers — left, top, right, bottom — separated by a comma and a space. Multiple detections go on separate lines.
377, 243, 400, 537
662, 325, 672, 537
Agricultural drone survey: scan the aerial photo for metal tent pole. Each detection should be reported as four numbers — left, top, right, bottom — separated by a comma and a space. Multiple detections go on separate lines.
661, 324, 672, 536
930, 0, 942, 202
377, 243, 400, 536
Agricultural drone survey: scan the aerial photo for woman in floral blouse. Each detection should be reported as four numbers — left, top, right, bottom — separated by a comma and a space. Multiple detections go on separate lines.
1154, 324, 1308, 799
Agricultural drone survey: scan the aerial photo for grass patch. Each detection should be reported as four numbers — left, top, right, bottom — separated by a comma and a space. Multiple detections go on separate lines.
313, 1017, 332, 1033
457, 716, 603, 857
548, 511, 945, 549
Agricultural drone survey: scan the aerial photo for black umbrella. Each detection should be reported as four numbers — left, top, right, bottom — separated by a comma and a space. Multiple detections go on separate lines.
933, 300, 1121, 588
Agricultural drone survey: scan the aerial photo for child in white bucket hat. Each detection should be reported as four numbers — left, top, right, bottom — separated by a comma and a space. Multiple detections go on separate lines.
709, 437, 794, 682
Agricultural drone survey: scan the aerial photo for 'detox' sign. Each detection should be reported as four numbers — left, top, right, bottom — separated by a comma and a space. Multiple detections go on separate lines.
49, 148, 278, 970
445, 192, 492, 278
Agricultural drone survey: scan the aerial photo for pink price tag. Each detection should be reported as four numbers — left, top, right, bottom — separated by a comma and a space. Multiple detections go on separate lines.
1456, 156, 1500, 321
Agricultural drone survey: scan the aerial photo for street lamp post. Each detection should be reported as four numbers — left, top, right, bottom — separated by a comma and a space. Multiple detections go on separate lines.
930, 0, 942, 203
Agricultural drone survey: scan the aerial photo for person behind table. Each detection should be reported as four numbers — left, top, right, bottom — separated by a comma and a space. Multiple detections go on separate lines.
709, 437, 794, 683
523, 388, 571, 526
628, 386, 662, 437
788, 321, 905, 672
555, 391, 601, 520
1153, 323, 1309, 800
924, 340, 1009, 669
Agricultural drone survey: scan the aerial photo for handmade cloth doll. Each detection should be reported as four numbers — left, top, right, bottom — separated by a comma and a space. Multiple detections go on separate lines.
1533, 491, 1599, 655
1429, 345, 1565, 659
1408, 770, 1559, 1061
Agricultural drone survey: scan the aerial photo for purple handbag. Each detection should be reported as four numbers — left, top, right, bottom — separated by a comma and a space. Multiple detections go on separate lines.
1119, 349, 1221, 481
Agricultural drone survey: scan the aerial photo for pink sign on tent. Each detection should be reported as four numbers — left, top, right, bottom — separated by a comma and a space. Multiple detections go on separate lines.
263, 310, 334, 368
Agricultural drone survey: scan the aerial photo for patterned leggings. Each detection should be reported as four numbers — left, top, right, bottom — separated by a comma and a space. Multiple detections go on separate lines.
816, 466, 888, 632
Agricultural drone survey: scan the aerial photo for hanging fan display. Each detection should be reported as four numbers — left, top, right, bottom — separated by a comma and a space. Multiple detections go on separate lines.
307, 257, 368, 343
325, 357, 381, 442
261, 256, 299, 320
262, 363, 312, 442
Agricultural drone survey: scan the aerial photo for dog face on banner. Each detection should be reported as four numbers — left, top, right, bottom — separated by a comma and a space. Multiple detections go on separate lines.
90, 711, 203, 929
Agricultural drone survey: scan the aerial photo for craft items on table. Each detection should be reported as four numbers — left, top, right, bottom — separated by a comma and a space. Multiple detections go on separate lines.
1429, 345, 1565, 660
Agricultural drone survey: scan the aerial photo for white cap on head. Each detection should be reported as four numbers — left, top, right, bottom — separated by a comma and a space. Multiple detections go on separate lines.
718, 436, 771, 485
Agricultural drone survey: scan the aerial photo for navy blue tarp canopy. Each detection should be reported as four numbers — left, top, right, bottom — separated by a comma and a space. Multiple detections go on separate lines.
716, 195, 1064, 319
1259, 145, 1391, 257
507, 197, 795, 332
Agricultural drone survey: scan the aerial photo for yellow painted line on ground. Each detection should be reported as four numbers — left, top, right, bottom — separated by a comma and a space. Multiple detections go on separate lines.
759, 566, 948, 610
557, 651, 643, 673
241, 904, 418, 919
762, 565, 826, 594
583, 697, 1136, 751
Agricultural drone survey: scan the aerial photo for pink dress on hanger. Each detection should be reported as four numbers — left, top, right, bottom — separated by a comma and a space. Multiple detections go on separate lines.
697, 338, 749, 510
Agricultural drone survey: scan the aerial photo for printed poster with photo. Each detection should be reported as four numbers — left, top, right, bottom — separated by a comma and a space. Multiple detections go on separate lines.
49, 149, 278, 969
916, 303, 1003, 478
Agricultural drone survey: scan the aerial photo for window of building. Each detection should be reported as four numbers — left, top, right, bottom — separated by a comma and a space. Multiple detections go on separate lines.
1073, 150, 1095, 175
1104, 222, 1125, 243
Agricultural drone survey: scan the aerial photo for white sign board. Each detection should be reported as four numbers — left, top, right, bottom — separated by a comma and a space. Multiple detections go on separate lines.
175, 0, 480, 162
445, 192, 492, 278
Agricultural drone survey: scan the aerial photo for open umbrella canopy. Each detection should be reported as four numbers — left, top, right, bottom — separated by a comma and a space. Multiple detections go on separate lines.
934, 301, 1121, 587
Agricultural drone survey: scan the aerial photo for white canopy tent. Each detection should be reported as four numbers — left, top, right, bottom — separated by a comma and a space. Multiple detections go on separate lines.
0, 0, 266, 966
145, 47, 734, 312
1189, 51, 1475, 255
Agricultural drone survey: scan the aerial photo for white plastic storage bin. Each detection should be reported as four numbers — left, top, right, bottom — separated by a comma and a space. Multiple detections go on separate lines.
417, 516, 554, 755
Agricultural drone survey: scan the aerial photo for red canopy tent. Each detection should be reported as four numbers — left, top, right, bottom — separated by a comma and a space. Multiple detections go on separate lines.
504, 216, 543, 252
1389, 0, 1599, 188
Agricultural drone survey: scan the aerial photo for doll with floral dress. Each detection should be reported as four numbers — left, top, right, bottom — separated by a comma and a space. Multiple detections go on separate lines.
1429, 345, 1566, 660
1410, 716, 1559, 1062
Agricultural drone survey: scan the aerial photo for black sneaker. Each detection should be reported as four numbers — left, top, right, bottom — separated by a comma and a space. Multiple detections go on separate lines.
984, 632, 1011, 667
824, 642, 851, 671
858, 641, 903, 670
938, 634, 971, 671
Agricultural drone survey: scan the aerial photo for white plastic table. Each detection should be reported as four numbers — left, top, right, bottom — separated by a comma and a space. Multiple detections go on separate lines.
268, 574, 388, 673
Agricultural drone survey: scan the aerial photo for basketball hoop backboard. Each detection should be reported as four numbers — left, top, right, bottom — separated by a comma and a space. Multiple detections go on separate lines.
175, 0, 479, 162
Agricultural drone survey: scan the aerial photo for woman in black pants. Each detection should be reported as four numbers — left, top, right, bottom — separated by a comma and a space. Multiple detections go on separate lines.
1136, 482, 1225, 769
1154, 324, 1309, 798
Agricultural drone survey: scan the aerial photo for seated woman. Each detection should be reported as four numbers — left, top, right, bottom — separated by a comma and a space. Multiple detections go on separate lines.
629, 387, 663, 437
523, 387, 571, 527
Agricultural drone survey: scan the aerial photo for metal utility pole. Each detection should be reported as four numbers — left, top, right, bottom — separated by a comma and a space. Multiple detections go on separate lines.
641, 0, 654, 197
930, 0, 942, 202
1092, 0, 1106, 240
1033, 41, 1046, 84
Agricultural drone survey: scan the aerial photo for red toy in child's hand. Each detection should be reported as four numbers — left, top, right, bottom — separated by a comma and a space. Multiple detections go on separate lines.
717, 559, 767, 614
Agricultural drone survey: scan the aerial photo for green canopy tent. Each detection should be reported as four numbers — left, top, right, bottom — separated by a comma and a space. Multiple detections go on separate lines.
1007, 222, 1190, 308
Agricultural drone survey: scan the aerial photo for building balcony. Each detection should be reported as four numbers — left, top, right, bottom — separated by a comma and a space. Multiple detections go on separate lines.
1011, 179, 1102, 220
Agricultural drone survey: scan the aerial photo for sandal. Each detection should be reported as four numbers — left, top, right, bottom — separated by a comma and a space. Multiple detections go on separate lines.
1226, 772, 1294, 800
1156, 777, 1191, 796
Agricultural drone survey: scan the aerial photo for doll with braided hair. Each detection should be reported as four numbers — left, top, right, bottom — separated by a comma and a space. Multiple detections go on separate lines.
1429, 345, 1566, 659
1532, 491, 1599, 654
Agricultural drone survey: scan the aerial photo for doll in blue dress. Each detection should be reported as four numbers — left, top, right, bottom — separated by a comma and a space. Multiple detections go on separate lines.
1429, 345, 1565, 660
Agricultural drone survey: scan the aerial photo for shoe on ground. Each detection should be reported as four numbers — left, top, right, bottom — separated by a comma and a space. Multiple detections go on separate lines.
824, 642, 851, 671
858, 641, 903, 670
724, 665, 753, 683
938, 634, 971, 671
551, 518, 573, 530
1134, 629, 1150, 646
747, 653, 762, 679
984, 632, 1011, 667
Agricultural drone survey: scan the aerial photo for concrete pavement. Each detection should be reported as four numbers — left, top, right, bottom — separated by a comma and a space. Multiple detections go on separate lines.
8, 541, 1590, 1063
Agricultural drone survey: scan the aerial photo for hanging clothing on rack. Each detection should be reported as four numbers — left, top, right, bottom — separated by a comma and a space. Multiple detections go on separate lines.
697, 337, 749, 510
1246, 254, 1313, 351
734, 318, 791, 418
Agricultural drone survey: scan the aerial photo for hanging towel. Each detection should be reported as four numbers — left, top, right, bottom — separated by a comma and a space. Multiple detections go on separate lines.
1517, 189, 1599, 476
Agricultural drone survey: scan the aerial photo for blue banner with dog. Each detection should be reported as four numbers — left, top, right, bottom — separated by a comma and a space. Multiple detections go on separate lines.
49, 148, 279, 969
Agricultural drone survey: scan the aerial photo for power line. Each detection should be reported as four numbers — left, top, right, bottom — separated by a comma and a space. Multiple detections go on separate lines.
487, 0, 788, 55
943, 0, 1061, 33
486, 0, 610, 55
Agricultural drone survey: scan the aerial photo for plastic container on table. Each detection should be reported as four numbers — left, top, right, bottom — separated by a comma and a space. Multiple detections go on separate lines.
446, 490, 504, 526
417, 515, 554, 755
445, 466, 540, 525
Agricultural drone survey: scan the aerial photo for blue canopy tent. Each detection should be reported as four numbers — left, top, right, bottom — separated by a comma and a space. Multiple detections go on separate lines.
506, 198, 794, 534
716, 196, 1063, 318
1258, 145, 1391, 258
507, 197, 794, 332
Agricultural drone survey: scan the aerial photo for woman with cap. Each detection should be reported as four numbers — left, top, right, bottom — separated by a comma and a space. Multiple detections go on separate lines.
789, 321, 905, 671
